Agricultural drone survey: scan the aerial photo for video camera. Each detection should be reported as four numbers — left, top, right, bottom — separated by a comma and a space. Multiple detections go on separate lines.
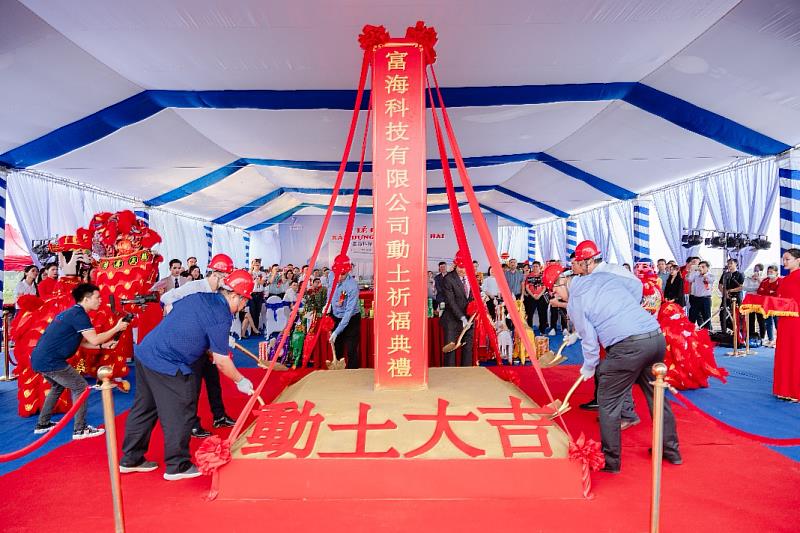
120, 293, 160, 306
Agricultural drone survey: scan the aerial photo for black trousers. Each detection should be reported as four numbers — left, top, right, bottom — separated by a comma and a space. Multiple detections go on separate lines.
720, 296, 742, 332
597, 332, 680, 470
748, 311, 765, 339
121, 359, 198, 474
249, 292, 265, 330
442, 316, 474, 367
688, 295, 712, 329
549, 306, 568, 332
193, 355, 226, 429
333, 313, 361, 369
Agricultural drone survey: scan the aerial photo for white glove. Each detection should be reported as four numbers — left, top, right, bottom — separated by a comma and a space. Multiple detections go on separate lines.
460, 316, 468, 329
564, 332, 579, 346
236, 377, 254, 395
579, 365, 595, 381
228, 335, 237, 349
330, 331, 338, 344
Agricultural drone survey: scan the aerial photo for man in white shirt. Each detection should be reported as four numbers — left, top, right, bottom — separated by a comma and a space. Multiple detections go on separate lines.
686, 260, 714, 330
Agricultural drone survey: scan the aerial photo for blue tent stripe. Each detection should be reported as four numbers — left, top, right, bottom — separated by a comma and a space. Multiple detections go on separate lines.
623, 84, 791, 157
634, 218, 650, 228
539, 153, 636, 200
1, 83, 790, 170
479, 204, 532, 228
779, 186, 800, 201
779, 229, 800, 246
633, 205, 650, 215
145, 160, 247, 206
779, 208, 800, 224
494, 186, 569, 218
779, 168, 800, 180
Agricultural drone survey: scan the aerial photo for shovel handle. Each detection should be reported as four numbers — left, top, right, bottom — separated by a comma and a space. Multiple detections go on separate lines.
561, 374, 585, 407
234, 342, 268, 368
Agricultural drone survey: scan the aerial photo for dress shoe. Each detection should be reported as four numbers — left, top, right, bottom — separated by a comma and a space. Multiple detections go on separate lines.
579, 400, 599, 411
213, 415, 236, 428
620, 419, 640, 430
599, 465, 620, 474
191, 426, 211, 438
648, 447, 682, 465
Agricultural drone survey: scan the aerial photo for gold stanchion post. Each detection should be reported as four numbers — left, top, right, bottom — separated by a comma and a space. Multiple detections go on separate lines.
98, 366, 126, 533
650, 362, 669, 533
725, 300, 740, 357
0, 310, 16, 382
743, 309, 757, 356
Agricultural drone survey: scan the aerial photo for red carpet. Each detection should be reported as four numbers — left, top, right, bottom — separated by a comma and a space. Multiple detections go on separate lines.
1, 366, 798, 533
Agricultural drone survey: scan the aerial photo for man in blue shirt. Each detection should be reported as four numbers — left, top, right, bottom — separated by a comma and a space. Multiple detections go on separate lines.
329, 254, 361, 369
31, 283, 130, 439
160, 253, 237, 437
547, 265, 681, 473
120, 270, 255, 481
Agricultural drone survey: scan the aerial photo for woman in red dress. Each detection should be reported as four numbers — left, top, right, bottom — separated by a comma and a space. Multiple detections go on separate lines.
774, 249, 800, 401
757, 265, 781, 347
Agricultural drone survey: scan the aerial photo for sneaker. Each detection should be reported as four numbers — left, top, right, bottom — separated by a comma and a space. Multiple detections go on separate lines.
120, 460, 159, 474
73, 425, 105, 440
212, 415, 236, 428
191, 426, 212, 438
163, 464, 202, 481
548, 328, 556, 336
33, 421, 57, 435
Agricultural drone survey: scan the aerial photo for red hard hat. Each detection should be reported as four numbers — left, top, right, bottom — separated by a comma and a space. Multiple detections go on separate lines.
542, 263, 566, 291
574, 240, 601, 262
222, 269, 254, 299
332, 254, 352, 276
208, 253, 234, 274
453, 250, 469, 268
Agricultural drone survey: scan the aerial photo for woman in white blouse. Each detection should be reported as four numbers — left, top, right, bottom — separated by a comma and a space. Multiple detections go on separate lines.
15, 265, 39, 307
482, 265, 501, 319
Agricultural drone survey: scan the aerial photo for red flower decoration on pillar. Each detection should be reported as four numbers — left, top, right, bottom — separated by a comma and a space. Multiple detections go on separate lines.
405, 21, 438, 64
358, 24, 390, 51
568, 432, 605, 471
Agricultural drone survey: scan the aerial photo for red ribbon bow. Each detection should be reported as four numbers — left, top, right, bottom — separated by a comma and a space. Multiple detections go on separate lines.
194, 435, 232, 475
358, 24, 390, 51
405, 21, 438, 64
568, 432, 605, 471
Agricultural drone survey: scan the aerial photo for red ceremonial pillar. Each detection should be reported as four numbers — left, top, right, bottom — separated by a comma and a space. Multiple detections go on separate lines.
372, 40, 428, 390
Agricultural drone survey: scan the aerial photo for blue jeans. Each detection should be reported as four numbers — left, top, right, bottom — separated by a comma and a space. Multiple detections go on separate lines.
765, 316, 778, 341
37, 365, 88, 432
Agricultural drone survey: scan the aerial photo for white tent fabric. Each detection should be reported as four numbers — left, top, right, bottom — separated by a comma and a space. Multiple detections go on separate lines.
537, 219, 567, 262
704, 159, 779, 270
651, 181, 706, 264
606, 202, 634, 265
496, 226, 528, 264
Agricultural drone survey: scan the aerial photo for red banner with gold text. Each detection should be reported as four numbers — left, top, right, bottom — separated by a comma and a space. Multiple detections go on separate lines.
372, 41, 428, 390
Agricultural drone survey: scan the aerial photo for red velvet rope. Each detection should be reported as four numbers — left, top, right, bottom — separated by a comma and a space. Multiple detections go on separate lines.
428, 64, 574, 439
0, 387, 91, 462
671, 392, 800, 446
226, 52, 371, 447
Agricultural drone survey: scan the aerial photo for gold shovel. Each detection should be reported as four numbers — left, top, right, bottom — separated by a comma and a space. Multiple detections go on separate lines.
442, 313, 477, 353
326, 339, 347, 370
234, 342, 288, 371
538, 339, 569, 368
546, 374, 585, 419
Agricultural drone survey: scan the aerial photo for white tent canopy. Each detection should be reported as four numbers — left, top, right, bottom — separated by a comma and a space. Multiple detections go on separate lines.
1, 0, 799, 237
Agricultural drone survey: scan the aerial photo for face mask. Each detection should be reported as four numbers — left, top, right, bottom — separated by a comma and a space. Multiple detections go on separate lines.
769, 273, 778, 280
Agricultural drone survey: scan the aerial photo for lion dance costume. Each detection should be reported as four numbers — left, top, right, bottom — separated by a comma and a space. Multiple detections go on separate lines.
635, 263, 728, 390
12, 210, 163, 416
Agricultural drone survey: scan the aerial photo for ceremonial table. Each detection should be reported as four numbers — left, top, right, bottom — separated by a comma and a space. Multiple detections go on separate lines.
740, 294, 800, 318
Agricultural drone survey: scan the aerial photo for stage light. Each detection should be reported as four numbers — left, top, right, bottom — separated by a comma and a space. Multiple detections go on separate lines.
709, 233, 726, 248
751, 236, 771, 250
682, 231, 703, 248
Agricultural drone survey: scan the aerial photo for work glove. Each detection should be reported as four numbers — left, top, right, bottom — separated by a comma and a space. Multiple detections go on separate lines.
236, 377, 254, 395
460, 316, 469, 329
330, 331, 338, 344
228, 334, 238, 349
564, 332, 580, 346
579, 365, 595, 381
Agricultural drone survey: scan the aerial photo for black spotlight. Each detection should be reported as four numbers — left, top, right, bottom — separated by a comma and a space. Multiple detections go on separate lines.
751, 236, 772, 250
710, 233, 726, 248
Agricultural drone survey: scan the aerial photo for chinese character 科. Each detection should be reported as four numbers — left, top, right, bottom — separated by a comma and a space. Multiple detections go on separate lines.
385, 145, 409, 166
387, 264, 410, 283
386, 240, 410, 259
387, 287, 411, 307
404, 398, 485, 458
388, 310, 411, 331
385, 74, 409, 94
385, 121, 410, 142
385, 193, 410, 212
385, 98, 408, 118
388, 357, 412, 377
317, 403, 400, 458
387, 217, 409, 235
387, 335, 412, 355
477, 396, 554, 458
386, 51, 408, 71
241, 401, 324, 458
386, 169, 409, 188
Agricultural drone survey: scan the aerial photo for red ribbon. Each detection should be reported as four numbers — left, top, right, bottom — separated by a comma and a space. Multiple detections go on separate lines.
226, 52, 372, 450
0, 388, 90, 462
568, 432, 605, 472
195, 435, 232, 475
358, 25, 390, 52
405, 21, 438, 64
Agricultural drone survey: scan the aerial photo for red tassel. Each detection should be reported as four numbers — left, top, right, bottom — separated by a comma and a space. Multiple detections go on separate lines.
194, 435, 232, 475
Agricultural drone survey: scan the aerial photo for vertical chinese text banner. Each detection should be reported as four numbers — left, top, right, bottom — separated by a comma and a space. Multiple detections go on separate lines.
372, 41, 428, 390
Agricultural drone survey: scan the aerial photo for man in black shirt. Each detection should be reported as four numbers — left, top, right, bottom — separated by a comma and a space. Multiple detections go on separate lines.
719, 258, 744, 332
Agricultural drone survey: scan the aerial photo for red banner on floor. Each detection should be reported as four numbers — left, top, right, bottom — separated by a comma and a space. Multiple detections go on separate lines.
372, 40, 428, 390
